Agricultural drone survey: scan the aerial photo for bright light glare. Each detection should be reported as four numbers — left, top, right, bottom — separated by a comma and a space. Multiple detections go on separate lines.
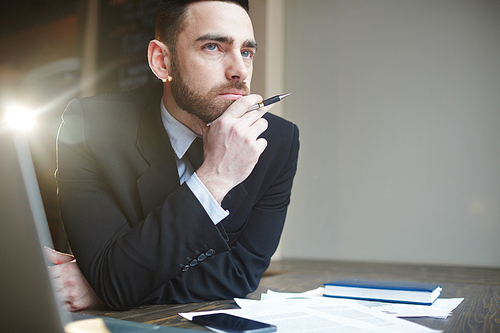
6, 105, 35, 130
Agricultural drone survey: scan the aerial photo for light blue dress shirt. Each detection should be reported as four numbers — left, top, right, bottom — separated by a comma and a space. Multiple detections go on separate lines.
160, 102, 229, 225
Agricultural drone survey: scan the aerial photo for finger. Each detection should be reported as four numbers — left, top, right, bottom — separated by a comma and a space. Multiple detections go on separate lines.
242, 103, 274, 125
223, 94, 264, 118
44, 246, 75, 265
60, 301, 70, 312
255, 137, 268, 154
246, 117, 269, 143
47, 262, 62, 279
47, 264, 66, 292
195, 117, 210, 137
51, 280, 68, 302
53, 280, 64, 292
59, 283, 74, 301
47, 260, 77, 285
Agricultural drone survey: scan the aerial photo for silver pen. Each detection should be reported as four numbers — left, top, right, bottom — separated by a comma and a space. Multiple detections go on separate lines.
207, 93, 291, 126
247, 93, 291, 112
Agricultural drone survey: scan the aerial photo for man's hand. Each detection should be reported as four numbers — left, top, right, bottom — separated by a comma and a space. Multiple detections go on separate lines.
196, 94, 272, 203
44, 247, 106, 312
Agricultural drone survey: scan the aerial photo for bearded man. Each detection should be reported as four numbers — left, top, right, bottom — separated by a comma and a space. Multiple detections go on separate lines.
50, 0, 299, 311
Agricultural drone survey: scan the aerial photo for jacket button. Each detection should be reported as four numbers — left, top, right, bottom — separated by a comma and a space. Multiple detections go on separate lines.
206, 249, 215, 257
190, 259, 198, 266
197, 253, 206, 261
182, 265, 190, 272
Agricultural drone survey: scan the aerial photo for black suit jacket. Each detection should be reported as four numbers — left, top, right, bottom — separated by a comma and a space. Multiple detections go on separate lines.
56, 84, 299, 310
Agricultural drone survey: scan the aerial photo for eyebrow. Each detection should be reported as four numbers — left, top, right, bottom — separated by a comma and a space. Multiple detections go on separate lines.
196, 33, 258, 50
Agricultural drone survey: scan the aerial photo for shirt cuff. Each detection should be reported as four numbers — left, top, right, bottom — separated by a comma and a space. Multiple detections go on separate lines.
186, 172, 229, 225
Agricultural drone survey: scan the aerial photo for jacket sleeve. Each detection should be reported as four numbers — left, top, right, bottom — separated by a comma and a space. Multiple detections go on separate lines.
145, 121, 300, 305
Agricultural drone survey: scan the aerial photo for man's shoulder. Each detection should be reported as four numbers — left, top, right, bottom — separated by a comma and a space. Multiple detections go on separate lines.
77, 83, 163, 113
62, 84, 163, 142
263, 112, 298, 140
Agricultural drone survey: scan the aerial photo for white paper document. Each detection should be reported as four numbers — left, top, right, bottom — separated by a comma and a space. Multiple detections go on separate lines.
258, 289, 463, 319
355, 298, 463, 319
180, 297, 441, 333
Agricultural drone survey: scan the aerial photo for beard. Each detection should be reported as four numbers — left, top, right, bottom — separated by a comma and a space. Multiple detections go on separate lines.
170, 54, 250, 123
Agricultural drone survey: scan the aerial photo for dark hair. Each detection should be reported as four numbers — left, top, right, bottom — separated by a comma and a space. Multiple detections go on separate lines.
155, 0, 249, 54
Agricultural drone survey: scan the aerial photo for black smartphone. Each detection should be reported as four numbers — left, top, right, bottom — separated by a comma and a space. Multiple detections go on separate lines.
192, 313, 277, 333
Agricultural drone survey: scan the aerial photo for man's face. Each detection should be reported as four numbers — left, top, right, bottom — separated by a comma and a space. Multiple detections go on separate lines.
169, 1, 256, 123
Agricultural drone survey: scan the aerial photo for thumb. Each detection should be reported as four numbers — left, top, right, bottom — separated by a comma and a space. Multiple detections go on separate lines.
195, 117, 210, 137
44, 246, 75, 265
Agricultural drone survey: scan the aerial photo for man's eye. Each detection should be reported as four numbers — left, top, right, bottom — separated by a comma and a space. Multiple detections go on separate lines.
241, 50, 254, 59
204, 43, 218, 51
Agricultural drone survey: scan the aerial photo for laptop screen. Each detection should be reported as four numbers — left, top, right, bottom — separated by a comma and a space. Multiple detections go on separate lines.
0, 129, 68, 333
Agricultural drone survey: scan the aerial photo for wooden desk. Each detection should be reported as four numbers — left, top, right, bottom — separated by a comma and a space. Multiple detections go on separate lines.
83, 260, 500, 332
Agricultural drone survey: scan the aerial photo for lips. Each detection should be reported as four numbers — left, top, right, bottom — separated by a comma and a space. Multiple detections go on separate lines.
219, 89, 247, 101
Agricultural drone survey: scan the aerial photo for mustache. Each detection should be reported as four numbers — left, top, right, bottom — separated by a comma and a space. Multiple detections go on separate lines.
211, 81, 250, 96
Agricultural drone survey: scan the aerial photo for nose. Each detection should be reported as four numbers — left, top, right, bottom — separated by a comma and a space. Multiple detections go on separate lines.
225, 51, 250, 82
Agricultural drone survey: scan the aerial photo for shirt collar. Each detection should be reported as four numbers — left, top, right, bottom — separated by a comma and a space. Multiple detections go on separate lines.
160, 101, 199, 159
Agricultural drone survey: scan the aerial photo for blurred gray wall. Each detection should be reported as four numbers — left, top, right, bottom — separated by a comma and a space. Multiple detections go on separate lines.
278, 0, 500, 267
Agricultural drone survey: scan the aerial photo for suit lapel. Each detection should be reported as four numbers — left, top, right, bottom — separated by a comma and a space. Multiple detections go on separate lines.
136, 85, 180, 216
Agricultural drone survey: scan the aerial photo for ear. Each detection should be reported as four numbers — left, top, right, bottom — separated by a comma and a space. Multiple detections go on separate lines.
148, 40, 171, 82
